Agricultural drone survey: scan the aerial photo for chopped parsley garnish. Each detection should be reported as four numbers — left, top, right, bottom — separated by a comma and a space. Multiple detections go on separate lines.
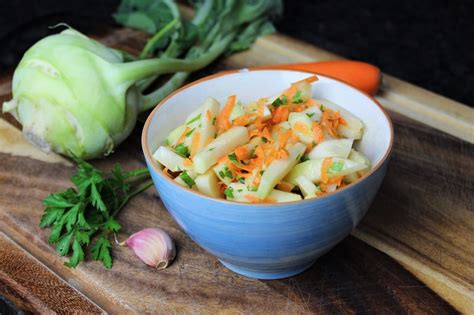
228, 153, 239, 164
328, 161, 344, 174
272, 95, 287, 107
292, 90, 303, 104
174, 143, 190, 157
218, 166, 233, 179
306, 112, 315, 118
212, 117, 216, 125
237, 189, 243, 192
261, 137, 268, 143
208, 147, 215, 151
237, 176, 246, 183
247, 186, 258, 192
320, 104, 325, 112
250, 147, 256, 158
259, 170, 265, 175
295, 154, 302, 161
186, 113, 201, 125
224, 186, 234, 199
185, 128, 195, 137
179, 171, 196, 188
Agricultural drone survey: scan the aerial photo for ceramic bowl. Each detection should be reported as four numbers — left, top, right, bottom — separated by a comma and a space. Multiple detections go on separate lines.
142, 69, 393, 279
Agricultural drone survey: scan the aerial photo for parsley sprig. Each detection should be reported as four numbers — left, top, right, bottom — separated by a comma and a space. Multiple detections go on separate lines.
40, 157, 153, 268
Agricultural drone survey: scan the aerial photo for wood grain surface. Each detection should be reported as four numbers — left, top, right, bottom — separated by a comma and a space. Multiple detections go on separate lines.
0, 26, 473, 313
0, 232, 102, 314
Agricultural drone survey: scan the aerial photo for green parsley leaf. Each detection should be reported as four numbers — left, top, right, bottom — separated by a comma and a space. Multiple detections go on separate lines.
179, 171, 196, 188
186, 113, 201, 125
300, 155, 310, 162
224, 186, 234, 199
39, 157, 153, 269
292, 90, 303, 104
212, 117, 216, 125
328, 161, 344, 174
91, 234, 112, 269
262, 137, 268, 143
218, 166, 233, 179
174, 143, 190, 157
320, 104, 325, 112
306, 112, 315, 118
185, 127, 196, 137
228, 152, 239, 164
247, 186, 258, 192
272, 95, 288, 107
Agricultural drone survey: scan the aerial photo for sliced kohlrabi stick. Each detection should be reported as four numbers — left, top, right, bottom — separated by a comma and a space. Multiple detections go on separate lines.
302, 106, 322, 122
292, 80, 312, 103
295, 176, 320, 199
226, 183, 301, 203
344, 149, 372, 183
153, 146, 192, 172
316, 98, 364, 139
349, 149, 371, 171
195, 97, 220, 153
193, 126, 249, 174
165, 125, 186, 147
256, 142, 306, 199
213, 162, 234, 184
195, 170, 222, 198
175, 170, 197, 189
229, 100, 245, 122
246, 101, 272, 121
308, 139, 354, 160
285, 157, 366, 185
288, 112, 313, 144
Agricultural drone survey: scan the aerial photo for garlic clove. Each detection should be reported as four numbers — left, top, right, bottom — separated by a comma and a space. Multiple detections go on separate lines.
125, 228, 176, 269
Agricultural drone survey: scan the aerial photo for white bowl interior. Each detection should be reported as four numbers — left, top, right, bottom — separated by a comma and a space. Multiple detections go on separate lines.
147, 70, 391, 166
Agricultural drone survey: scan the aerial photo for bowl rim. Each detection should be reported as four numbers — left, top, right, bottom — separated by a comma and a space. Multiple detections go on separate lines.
142, 68, 394, 207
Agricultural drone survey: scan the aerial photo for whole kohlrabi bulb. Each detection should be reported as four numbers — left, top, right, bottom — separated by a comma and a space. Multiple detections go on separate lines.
3, 29, 143, 159
3, 28, 217, 159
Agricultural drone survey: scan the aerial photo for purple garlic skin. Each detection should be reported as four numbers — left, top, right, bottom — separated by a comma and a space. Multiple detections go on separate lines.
126, 228, 176, 269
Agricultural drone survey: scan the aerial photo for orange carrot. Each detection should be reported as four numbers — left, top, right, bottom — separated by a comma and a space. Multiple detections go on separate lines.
176, 127, 190, 145
245, 194, 261, 203
190, 131, 201, 156
216, 95, 236, 133
233, 114, 254, 126
272, 106, 289, 124
183, 158, 193, 167
234, 145, 249, 160
312, 122, 324, 144
320, 157, 333, 184
294, 75, 319, 85
293, 105, 306, 112
252, 60, 381, 95
277, 181, 294, 192
206, 110, 212, 122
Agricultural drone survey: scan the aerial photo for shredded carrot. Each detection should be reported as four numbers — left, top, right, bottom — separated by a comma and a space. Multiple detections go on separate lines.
216, 95, 236, 133
320, 157, 333, 184
234, 145, 249, 161
294, 75, 319, 85
277, 181, 294, 192
257, 99, 266, 118
276, 148, 289, 160
206, 110, 212, 122
176, 127, 190, 144
245, 194, 261, 203
312, 122, 324, 144
304, 99, 317, 108
272, 106, 289, 124
293, 105, 306, 112
183, 158, 193, 167
254, 117, 267, 130
233, 114, 254, 126
190, 131, 201, 157
320, 108, 340, 138
337, 112, 348, 125
263, 197, 277, 203
278, 129, 292, 149
327, 175, 344, 186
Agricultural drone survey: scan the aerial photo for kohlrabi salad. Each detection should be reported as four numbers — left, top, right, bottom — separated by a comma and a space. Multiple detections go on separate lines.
152, 75, 371, 203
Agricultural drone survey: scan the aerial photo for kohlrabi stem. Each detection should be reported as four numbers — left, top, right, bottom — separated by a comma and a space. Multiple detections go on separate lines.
139, 19, 178, 59
140, 32, 236, 111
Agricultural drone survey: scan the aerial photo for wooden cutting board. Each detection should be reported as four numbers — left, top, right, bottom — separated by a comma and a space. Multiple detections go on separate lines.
0, 27, 473, 314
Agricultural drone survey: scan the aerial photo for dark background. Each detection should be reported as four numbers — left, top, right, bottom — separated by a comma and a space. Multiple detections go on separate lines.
0, 0, 472, 106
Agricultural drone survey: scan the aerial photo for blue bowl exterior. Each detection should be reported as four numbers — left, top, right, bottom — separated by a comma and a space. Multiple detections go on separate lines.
145, 157, 389, 278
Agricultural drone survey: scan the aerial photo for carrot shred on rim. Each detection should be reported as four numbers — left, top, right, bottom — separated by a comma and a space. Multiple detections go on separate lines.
245, 194, 261, 203
294, 75, 319, 85
320, 157, 333, 184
